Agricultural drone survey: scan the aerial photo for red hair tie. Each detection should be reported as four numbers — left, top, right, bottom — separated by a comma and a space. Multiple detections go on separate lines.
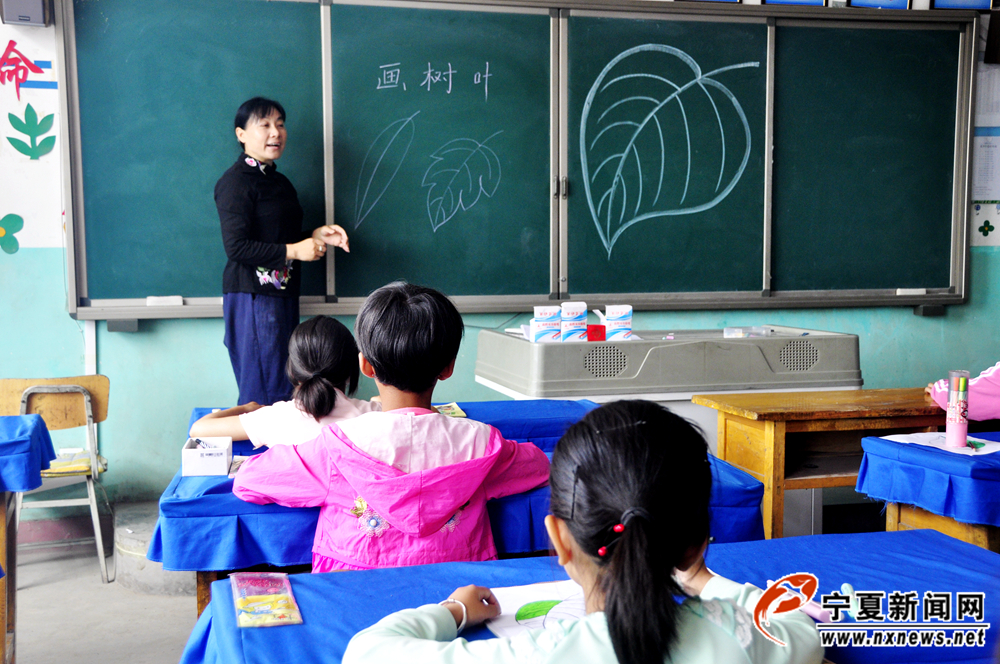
613, 523, 624, 533
597, 546, 608, 557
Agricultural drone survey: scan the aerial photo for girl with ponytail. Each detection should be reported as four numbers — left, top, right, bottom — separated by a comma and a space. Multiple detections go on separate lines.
343, 400, 822, 664
190, 316, 379, 447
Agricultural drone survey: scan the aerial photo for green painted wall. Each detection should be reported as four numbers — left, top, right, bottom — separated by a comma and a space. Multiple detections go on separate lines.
2, 246, 998, 509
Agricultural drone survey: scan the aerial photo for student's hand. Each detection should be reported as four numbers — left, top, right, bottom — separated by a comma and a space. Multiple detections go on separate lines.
235, 401, 262, 414
313, 224, 350, 253
925, 382, 935, 396
288, 237, 327, 261
445, 585, 500, 628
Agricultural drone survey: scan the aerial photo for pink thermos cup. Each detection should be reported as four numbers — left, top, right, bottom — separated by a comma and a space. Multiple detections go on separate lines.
945, 370, 970, 448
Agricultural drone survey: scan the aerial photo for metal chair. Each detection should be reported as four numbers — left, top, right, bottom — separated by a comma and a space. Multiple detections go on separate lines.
0, 376, 111, 583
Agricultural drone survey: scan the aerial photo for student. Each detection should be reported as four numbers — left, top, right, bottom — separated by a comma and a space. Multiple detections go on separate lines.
190, 316, 378, 447
233, 281, 551, 572
927, 362, 1000, 420
216, 96, 350, 406
343, 400, 824, 664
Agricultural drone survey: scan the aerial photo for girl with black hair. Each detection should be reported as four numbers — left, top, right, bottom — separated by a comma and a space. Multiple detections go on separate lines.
215, 96, 350, 407
343, 400, 823, 664
190, 316, 379, 448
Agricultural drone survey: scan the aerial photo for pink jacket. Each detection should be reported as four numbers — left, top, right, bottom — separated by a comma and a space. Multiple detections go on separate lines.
929, 361, 1000, 421
233, 408, 550, 572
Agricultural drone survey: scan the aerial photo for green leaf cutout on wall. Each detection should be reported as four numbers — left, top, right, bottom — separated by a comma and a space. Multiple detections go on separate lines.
0, 214, 24, 254
7, 104, 55, 160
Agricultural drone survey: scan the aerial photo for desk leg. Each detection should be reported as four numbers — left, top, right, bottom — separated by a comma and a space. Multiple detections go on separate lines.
197, 572, 218, 617
0, 492, 13, 664
885, 503, 901, 532
716, 415, 785, 539
762, 421, 785, 540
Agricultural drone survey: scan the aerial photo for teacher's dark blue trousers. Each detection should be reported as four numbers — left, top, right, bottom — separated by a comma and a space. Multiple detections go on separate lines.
223, 292, 298, 406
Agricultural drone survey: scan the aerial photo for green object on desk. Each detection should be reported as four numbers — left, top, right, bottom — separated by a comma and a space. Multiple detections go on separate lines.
968, 440, 985, 451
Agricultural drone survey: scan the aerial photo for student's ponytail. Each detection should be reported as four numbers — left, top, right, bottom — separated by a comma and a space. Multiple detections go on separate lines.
286, 316, 360, 420
549, 400, 712, 664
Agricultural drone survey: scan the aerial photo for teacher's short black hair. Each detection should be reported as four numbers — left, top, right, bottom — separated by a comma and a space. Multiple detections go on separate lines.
355, 281, 464, 394
233, 97, 286, 146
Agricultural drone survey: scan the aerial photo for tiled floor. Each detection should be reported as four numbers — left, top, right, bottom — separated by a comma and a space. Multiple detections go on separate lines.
17, 543, 196, 664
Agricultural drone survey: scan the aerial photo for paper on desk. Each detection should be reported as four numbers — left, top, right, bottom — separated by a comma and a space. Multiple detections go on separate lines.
880, 433, 1000, 456
485, 579, 585, 638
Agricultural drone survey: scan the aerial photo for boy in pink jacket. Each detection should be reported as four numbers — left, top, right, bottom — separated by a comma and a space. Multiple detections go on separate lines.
233, 281, 550, 571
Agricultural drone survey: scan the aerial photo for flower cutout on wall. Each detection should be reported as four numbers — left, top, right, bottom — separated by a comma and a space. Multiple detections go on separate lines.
979, 220, 994, 237
0, 214, 23, 254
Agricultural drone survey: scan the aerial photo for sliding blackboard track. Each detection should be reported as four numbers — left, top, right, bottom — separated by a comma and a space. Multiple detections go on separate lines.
55, 0, 976, 320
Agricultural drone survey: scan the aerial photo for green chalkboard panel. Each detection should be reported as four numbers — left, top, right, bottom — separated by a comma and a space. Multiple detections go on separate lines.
566, 15, 768, 295
330, 4, 551, 298
771, 26, 959, 291
75, 0, 325, 300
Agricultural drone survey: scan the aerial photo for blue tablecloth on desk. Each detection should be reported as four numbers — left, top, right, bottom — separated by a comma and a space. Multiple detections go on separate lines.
857, 433, 1000, 527
149, 401, 764, 570
180, 530, 1000, 664
0, 415, 56, 493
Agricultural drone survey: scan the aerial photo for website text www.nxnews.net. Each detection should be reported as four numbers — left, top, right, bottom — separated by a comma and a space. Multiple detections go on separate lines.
818, 625, 988, 648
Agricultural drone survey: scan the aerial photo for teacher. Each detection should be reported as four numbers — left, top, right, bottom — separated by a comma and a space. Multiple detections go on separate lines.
215, 97, 349, 406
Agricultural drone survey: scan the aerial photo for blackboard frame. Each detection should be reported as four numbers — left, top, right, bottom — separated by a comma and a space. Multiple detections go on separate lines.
56, 0, 976, 320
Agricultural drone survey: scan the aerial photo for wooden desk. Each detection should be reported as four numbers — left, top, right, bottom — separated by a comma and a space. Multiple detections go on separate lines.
692, 388, 945, 539
887, 502, 1000, 552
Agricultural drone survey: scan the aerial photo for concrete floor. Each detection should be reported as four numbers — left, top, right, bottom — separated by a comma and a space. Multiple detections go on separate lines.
17, 543, 196, 664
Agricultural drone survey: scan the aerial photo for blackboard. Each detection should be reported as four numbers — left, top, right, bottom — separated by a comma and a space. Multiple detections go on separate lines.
771, 25, 959, 292
74, 0, 325, 300
64, 1, 974, 316
566, 15, 768, 295
330, 4, 552, 298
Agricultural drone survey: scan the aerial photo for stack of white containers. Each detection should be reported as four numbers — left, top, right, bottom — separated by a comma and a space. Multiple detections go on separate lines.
527, 303, 633, 343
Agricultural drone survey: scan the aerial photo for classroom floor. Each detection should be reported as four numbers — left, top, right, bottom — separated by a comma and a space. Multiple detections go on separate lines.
17, 542, 196, 664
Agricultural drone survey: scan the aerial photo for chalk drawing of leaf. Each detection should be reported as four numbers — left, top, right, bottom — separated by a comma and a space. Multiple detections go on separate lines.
354, 111, 420, 229
422, 131, 502, 232
581, 44, 760, 258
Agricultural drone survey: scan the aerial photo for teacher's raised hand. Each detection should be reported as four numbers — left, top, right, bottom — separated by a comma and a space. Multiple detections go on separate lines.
313, 224, 350, 253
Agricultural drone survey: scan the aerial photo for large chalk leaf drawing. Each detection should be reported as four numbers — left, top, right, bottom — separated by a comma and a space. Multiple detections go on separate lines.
354, 111, 420, 229
581, 45, 760, 258
422, 131, 502, 232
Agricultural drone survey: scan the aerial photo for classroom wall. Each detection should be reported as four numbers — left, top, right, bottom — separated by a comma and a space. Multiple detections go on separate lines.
2, 17, 999, 516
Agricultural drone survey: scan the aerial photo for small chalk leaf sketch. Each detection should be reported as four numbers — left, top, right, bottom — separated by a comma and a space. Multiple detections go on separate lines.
422, 131, 502, 232
354, 111, 420, 229
581, 45, 760, 258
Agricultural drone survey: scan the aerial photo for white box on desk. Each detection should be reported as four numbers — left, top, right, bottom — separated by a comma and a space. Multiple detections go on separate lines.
181, 437, 233, 476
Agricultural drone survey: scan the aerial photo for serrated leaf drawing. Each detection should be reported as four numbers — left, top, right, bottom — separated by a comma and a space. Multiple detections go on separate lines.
354, 111, 420, 229
581, 45, 759, 258
6, 103, 56, 160
422, 131, 502, 232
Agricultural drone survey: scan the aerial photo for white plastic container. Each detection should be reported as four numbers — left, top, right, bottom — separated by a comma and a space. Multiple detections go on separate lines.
560, 301, 587, 343
533, 306, 561, 322
605, 305, 633, 341
182, 437, 233, 476
529, 318, 561, 343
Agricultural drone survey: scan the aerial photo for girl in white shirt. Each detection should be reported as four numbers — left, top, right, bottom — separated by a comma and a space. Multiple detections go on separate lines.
343, 400, 823, 664
190, 315, 379, 447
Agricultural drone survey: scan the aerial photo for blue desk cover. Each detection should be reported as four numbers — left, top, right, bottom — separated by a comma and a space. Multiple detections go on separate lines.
857, 433, 1000, 527
180, 530, 1000, 664
0, 415, 56, 493
150, 401, 764, 570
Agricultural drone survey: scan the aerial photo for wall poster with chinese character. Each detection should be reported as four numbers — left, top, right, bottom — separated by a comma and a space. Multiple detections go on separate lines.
331, 3, 551, 298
